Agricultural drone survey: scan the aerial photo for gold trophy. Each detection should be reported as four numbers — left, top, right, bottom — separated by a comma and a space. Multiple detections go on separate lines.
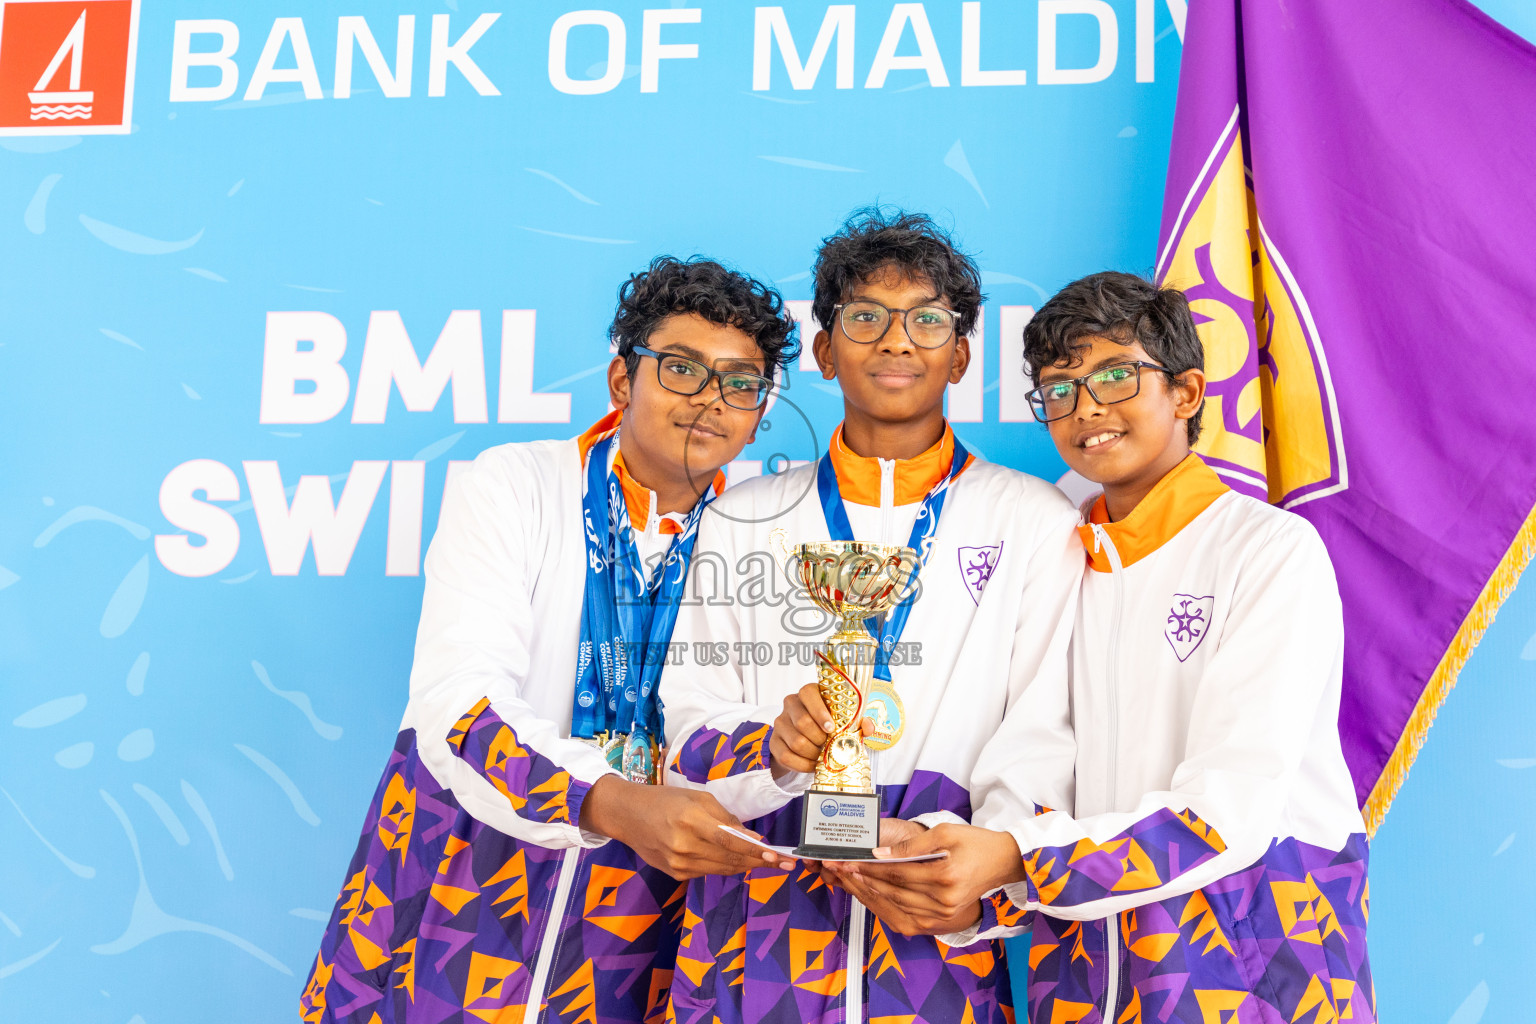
776, 535, 919, 859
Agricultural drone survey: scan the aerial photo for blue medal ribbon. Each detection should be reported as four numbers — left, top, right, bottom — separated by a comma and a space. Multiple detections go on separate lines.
816, 433, 969, 681
571, 431, 713, 747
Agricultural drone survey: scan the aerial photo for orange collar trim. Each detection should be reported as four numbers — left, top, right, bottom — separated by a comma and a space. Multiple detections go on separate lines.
1078, 454, 1230, 572
575, 411, 726, 535
828, 423, 973, 506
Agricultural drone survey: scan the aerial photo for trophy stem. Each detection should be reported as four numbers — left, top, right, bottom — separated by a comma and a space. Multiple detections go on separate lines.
813, 617, 877, 795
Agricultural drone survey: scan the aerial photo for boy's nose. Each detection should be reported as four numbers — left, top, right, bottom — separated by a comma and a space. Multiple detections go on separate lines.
1075, 387, 1109, 417
876, 317, 917, 353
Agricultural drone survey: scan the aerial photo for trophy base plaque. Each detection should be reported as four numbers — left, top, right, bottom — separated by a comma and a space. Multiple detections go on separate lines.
794, 789, 881, 859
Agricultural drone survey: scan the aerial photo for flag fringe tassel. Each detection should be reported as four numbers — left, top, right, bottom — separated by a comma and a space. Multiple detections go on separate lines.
1363, 501, 1536, 836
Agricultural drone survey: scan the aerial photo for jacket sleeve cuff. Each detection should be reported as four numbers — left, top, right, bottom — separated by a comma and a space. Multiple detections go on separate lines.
711, 761, 807, 822
672, 714, 775, 784
941, 886, 1034, 946
575, 828, 612, 849
666, 724, 806, 823
448, 698, 606, 830
910, 809, 968, 830
773, 769, 813, 796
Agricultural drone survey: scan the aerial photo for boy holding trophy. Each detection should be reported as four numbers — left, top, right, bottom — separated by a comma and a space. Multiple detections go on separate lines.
301, 258, 799, 1024
830, 273, 1373, 1024
658, 210, 1082, 1024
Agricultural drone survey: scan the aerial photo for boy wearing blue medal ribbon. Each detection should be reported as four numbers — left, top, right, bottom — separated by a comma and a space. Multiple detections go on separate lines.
658, 210, 1083, 1024
302, 257, 800, 1024
826, 272, 1371, 1024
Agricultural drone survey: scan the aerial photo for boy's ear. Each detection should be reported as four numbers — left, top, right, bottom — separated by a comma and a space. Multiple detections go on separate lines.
948, 335, 972, 385
607, 355, 632, 410
1172, 367, 1207, 422
813, 329, 836, 380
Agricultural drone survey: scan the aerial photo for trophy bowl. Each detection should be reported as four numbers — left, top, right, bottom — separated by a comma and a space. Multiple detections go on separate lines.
792, 541, 920, 626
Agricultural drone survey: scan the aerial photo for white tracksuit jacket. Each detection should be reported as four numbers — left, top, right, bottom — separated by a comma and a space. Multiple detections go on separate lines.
659, 424, 1083, 1024
957, 454, 1374, 1024
302, 413, 713, 1024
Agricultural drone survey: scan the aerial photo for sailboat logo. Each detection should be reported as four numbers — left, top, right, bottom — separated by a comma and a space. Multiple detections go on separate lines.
0, 1, 140, 135
29, 11, 91, 119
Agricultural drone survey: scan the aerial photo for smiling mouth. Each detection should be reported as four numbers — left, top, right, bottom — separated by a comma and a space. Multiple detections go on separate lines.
1079, 430, 1125, 451
679, 420, 724, 439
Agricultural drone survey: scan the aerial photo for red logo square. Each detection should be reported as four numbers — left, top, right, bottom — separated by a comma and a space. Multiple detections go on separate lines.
0, 0, 139, 134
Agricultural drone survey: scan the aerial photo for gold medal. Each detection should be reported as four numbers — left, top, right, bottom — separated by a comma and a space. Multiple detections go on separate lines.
861, 681, 905, 751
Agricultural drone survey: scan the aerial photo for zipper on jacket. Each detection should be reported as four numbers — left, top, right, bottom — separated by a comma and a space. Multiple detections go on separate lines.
1088, 523, 1125, 1021
645, 488, 660, 535
846, 895, 867, 1024
1104, 915, 1121, 1022
877, 459, 895, 540
525, 846, 582, 1022
1087, 524, 1125, 811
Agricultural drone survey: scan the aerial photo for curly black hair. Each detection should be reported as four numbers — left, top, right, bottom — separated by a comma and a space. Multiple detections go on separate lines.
1022, 271, 1205, 444
609, 256, 800, 378
811, 207, 985, 340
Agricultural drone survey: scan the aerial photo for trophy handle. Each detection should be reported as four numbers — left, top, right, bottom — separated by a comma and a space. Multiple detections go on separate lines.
886, 554, 922, 607
770, 528, 799, 589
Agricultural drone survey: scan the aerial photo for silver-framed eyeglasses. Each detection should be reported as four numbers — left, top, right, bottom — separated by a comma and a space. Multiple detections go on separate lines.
632, 345, 773, 411
833, 300, 960, 349
1026, 360, 1170, 423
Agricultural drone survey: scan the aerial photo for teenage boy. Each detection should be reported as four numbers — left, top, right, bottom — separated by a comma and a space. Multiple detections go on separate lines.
301, 257, 801, 1024
831, 272, 1374, 1024
658, 210, 1083, 1024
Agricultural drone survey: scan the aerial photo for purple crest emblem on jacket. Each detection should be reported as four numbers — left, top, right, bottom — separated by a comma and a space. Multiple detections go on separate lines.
957, 543, 1003, 605
1165, 594, 1215, 661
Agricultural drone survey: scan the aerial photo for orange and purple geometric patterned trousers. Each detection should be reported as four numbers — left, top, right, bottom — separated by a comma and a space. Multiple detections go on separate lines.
668, 724, 1015, 1024
996, 805, 1374, 1024
300, 703, 686, 1024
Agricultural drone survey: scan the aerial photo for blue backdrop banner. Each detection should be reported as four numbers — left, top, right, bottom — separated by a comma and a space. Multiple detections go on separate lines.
1, 2, 1530, 1021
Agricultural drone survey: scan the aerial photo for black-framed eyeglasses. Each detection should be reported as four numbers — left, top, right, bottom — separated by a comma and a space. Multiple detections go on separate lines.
632, 345, 773, 411
1026, 360, 1170, 423
833, 300, 960, 349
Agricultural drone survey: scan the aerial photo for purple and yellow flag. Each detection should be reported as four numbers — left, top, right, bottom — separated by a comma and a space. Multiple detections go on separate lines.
1158, 0, 1536, 832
